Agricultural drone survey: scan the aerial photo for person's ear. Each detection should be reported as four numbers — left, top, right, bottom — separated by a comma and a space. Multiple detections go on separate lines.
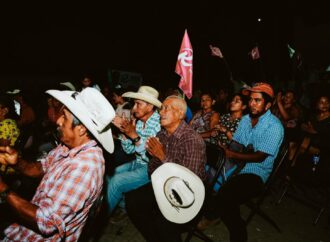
212, 100, 216, 105
265, 102, 272, 111
79, 125, 87, 136
176, 108, 185, 120
147, 103, 154, 112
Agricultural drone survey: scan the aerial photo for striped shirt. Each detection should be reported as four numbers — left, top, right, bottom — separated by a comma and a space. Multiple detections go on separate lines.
148, 121, 206, 180
4, 140, 105, 242
119, 111, 160, 164
233, 110, 284, 182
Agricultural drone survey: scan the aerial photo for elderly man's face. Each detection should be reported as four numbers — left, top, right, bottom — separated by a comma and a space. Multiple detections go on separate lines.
159, 98, 181, 128
132, 100, 153, 120
56, 108, 81, 148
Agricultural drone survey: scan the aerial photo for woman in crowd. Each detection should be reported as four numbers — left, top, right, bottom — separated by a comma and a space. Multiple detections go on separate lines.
190, 91, 220, 143
290, 94, 330, 165
272, 89, 304, 139
211, 93, 248, 147
80, 74, 101, 91
111, 87, 132, 119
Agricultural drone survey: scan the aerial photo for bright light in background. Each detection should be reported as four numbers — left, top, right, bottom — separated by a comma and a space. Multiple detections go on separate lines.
257, 18, 262, 22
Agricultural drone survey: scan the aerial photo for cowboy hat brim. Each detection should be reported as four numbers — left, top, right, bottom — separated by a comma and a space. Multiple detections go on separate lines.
122, 92, 162, 108
46, 90, 114, 153
151, 163, 205, 224
60, 82, 76, 91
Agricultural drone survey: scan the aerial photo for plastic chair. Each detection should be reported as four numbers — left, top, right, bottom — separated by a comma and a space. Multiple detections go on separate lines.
79, 191, 106, 242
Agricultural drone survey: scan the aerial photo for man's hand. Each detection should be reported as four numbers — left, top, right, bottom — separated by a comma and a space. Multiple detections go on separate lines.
120, 118, 138, 139
112, 115, 125, 129
146, 137, 166, 161
276, 92, 283, 105
112, 115, 138, 139
0, 146, 19, 166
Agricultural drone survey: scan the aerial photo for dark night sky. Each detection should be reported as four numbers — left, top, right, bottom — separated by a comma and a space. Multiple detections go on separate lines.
1, 2, 330, 92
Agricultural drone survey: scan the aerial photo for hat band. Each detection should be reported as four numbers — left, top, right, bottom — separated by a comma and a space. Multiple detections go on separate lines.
164, 177, 195, 210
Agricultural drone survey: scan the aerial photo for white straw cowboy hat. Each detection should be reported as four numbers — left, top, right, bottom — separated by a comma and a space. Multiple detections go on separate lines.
122, 86, 162, 108
46, 87, 116, 153
60, 82, 76, 91
151, 163, 205, 224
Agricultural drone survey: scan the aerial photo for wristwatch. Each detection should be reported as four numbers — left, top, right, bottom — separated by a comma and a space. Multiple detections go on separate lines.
131, 136, 141, 144
0, 187, 10, 204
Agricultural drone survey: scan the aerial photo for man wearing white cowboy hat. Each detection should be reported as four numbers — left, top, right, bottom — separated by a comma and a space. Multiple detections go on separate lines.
106, 85, 161, 217
125, 95, 206, 242
0, 87, 115, 241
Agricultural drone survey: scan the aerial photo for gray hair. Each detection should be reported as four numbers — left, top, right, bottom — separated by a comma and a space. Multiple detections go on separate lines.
71, 111, 92, 138
164, 95, 187, 118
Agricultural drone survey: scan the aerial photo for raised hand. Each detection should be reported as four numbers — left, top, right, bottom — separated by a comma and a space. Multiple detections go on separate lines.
276, 92, 283, 104
120, 118, 137, 139
112, 115, 125, 129
146, 137, 165, 161
0, 146, 19, 166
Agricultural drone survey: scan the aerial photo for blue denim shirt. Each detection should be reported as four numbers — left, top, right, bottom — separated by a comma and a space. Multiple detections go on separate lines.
233, 110, 284, 183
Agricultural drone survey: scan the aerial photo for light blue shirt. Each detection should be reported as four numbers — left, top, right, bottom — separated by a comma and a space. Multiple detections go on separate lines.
233, 110, 284, 183
119, 111, 161, 164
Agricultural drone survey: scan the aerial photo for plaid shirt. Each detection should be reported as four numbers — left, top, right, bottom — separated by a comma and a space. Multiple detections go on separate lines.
119, 111, 160, 164
148, 121, 206, 180
4, 140, 105, 242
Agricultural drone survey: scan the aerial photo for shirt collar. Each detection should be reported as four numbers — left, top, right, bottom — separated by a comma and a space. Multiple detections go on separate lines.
59, 140, 98, 158
146, 111, 159, 124
167, 120, 186, 139
259, 109, 271, 122
247, 109, 271, 126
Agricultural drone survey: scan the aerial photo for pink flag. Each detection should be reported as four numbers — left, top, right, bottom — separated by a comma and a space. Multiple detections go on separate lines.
175, 30, 193, 99
250, 46, 260, 60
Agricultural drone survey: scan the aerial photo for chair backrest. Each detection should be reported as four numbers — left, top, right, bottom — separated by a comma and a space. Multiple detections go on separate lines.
78, 192, 104, 242
204, 143, 226, 191
264, 138, 289, 190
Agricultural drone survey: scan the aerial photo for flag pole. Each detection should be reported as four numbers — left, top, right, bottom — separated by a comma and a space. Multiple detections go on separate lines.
222, 57, 234, 81
251, 44, 264, 82
209, 45, 234, 81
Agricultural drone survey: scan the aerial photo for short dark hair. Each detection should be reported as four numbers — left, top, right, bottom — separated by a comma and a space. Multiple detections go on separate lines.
111, 87, 127, 97
0, 95, 18, 120
260, 92, 273, 106
200, 90, 216, 100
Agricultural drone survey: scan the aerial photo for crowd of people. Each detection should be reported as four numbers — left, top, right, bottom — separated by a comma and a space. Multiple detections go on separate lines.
0, 71, 329, 242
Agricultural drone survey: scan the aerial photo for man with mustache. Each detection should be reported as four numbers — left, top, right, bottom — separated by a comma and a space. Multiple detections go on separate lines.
107, 86, 161, 218
0, 88, 115, 241
125, 95, 206, 242
198, 83, 284, 242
